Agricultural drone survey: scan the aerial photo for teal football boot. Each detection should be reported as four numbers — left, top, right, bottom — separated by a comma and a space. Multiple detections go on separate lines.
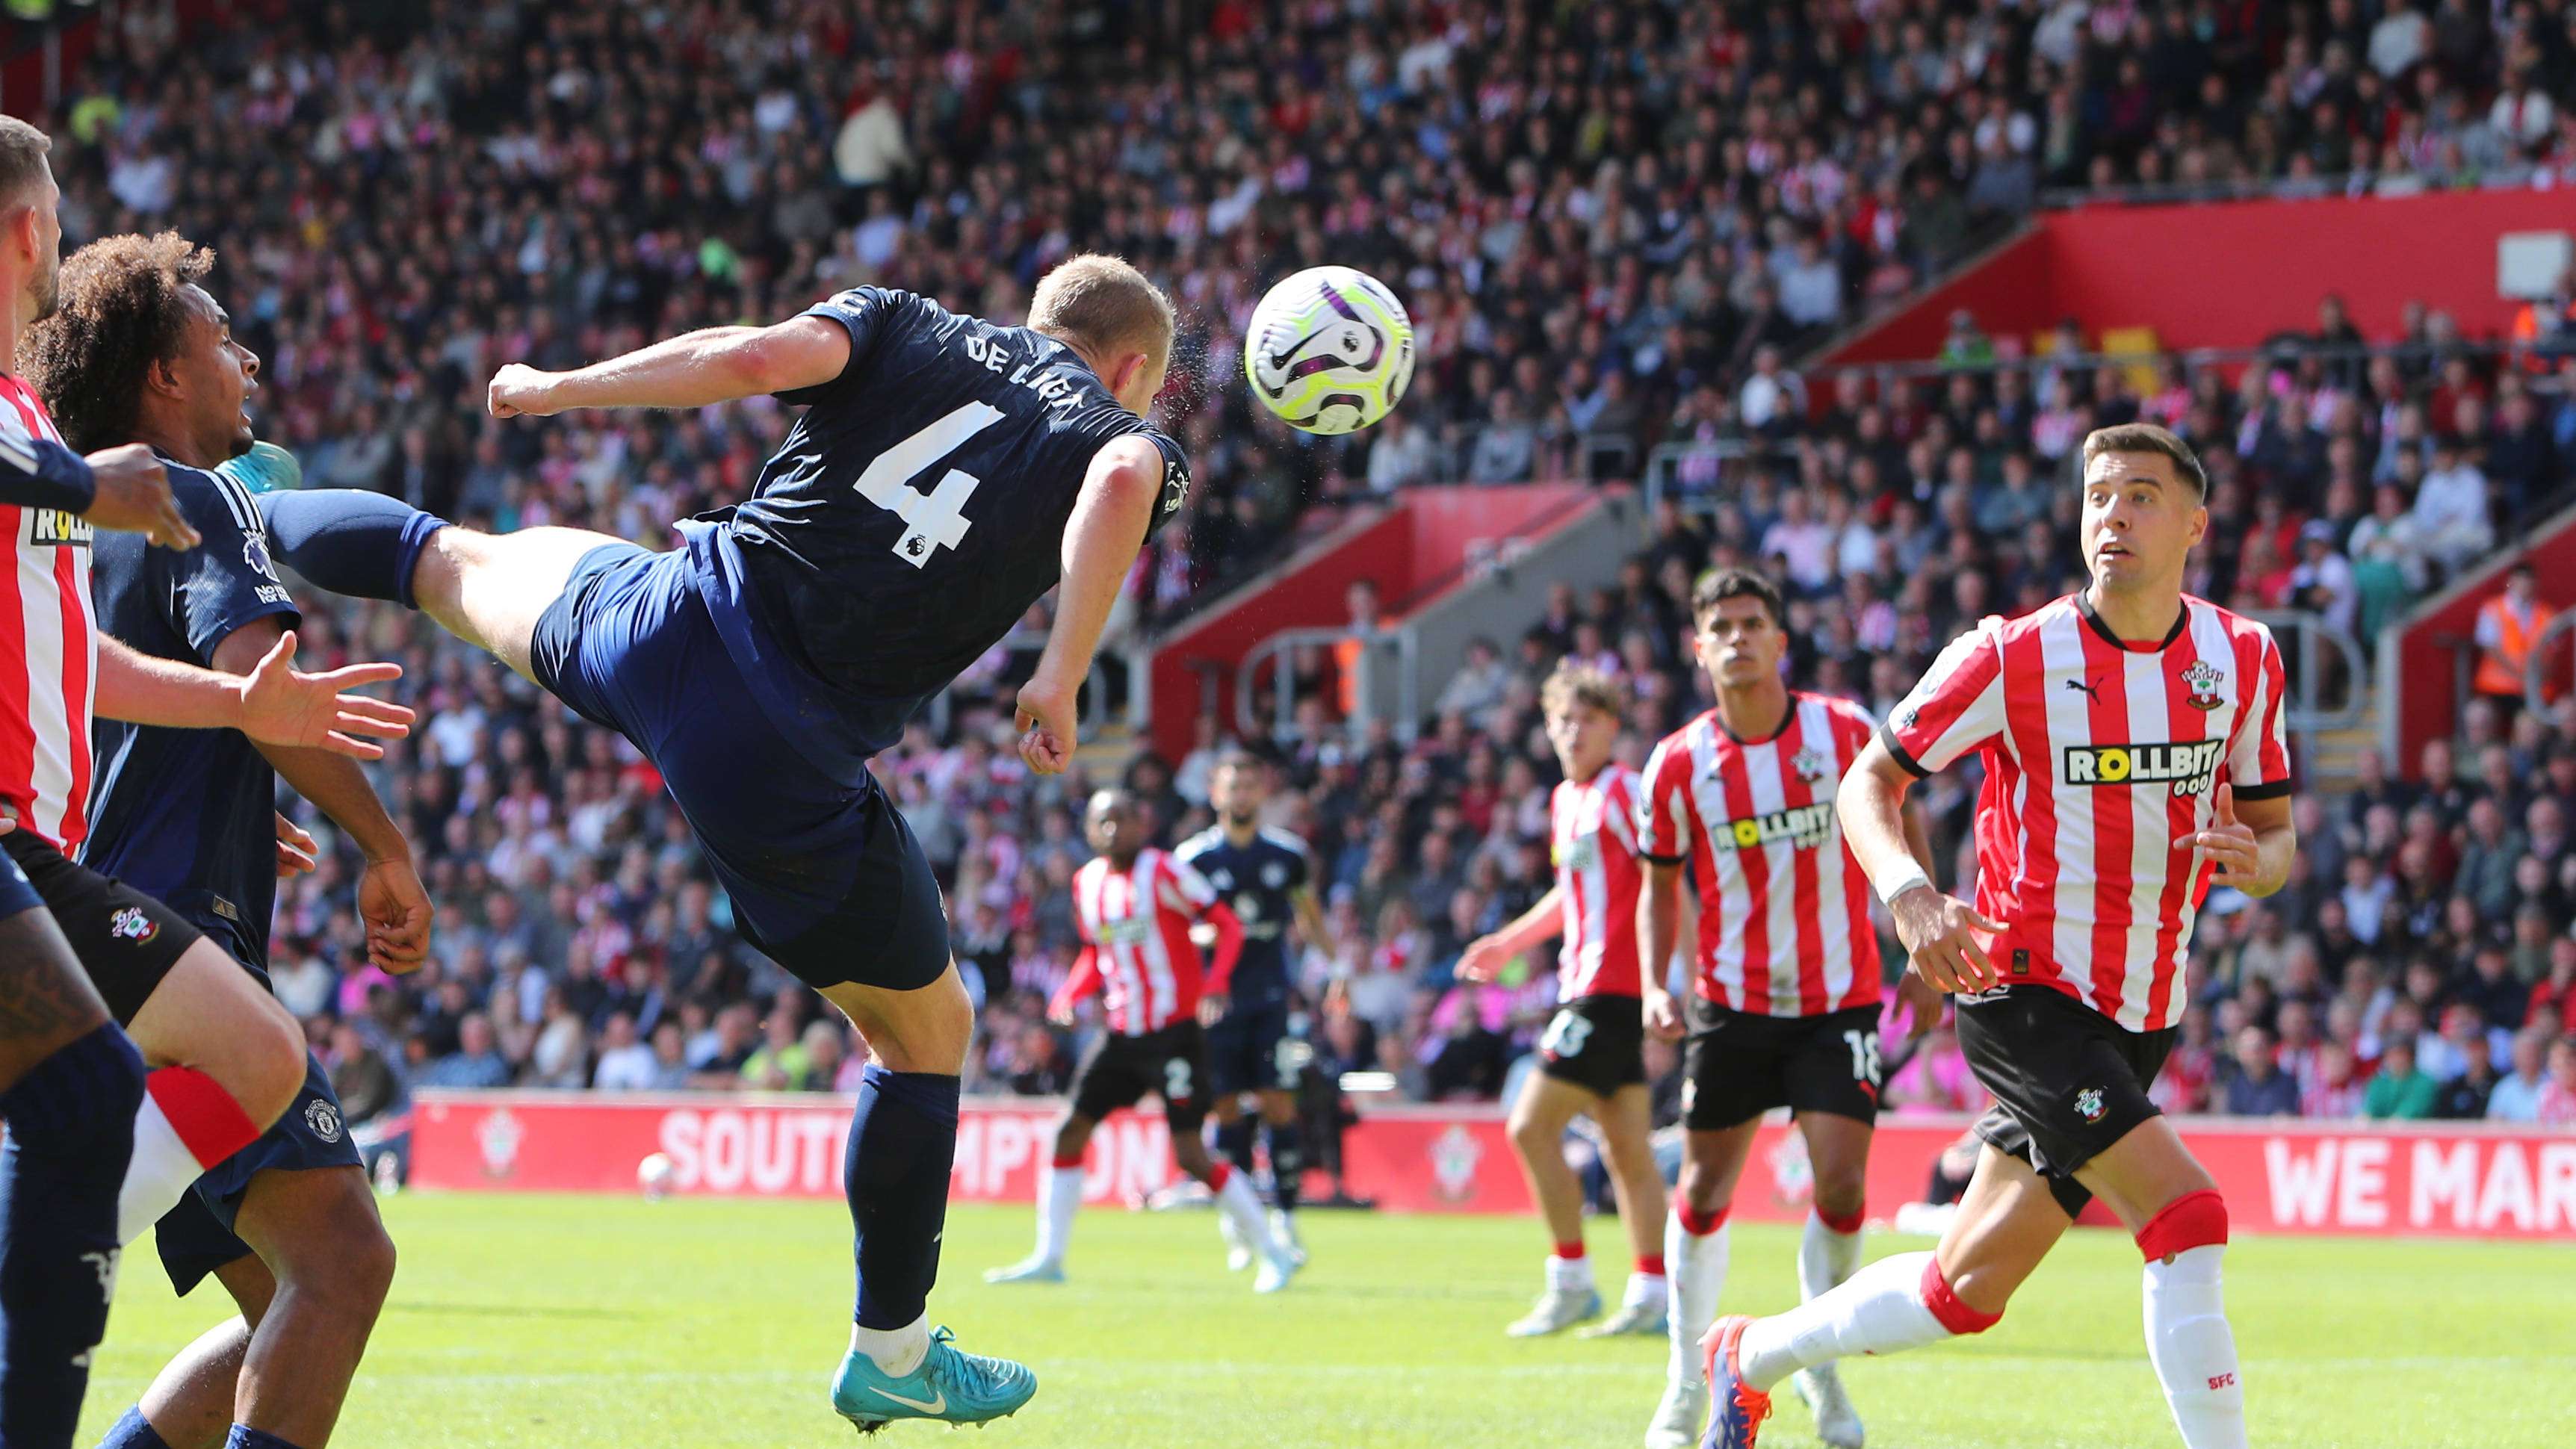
831, 1326, 1036, 1432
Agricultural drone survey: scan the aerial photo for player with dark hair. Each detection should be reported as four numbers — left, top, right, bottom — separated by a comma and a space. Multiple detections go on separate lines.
1700, 423, 2294, 1449
250, 253, 1192, 1428
1635, 567, 1933, 1449
986, 788, 1295, 1291
0, 125, 412, 1449
1458, 663, 1668, 1340
1174, 751, 1328, 1268
27, 230, 427, 1449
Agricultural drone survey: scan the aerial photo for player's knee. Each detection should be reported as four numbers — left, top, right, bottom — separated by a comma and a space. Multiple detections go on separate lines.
1675, 1161, 1731, 1216
1810, 1174, 1868, 1225
2135, 1188, 2229, 1264
227, 998, 308, 1131
1922, 1254, 2008, 1333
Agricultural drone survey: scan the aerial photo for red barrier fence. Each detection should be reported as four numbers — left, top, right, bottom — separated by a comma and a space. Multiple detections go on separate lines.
411, 1091, 2575, 1240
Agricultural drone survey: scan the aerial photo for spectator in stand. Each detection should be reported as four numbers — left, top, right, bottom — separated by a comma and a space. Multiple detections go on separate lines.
2413, 438, 2497, 574
420, 1013, 512, 1090
2539, 1039, 2576, 1125
2473, 562, 2557, 712
2220, 1026, 2303, 1117
2365, 1037, 2441, 1120
593, 1013, 658, 1092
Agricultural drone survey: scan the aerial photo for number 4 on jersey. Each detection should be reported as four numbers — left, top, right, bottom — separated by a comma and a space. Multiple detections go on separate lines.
854, 400, 1004, 568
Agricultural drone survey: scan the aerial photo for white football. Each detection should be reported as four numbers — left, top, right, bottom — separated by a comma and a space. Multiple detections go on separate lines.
1243, 265, 1415, 435
637, 1151, 675, 1200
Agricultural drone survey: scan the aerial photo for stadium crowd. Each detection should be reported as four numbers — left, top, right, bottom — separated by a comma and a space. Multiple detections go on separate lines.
10, 0, 2576, 1133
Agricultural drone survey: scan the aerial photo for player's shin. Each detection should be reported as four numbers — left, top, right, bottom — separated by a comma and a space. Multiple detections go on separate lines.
0, 1023, 146, 1448
253, 490, 448, 609
119, 1067, 261, 1245
844, 1065, 960, 1377
2137, 1191, 2247, 1449
1666, 1205, 1730, 1381
1035, 1152, 1083, 1267
1207, 1162, 1275, 1259
1798, 1206, 1865, 1300
1736, 1251, 1993, 1392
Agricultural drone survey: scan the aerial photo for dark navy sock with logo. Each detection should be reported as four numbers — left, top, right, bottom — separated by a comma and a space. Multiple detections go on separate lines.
846, 1066, 960, 1333
1266, 1119, 1305, 1211
0, 1023, 146, 1448
255, 488, 448, 609
226, 1425, 303, 1449
1213, 1117, 1256, 1181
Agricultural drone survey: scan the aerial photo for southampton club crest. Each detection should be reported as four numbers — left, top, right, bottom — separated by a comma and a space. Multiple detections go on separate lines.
2180, 660, 2227, 713
1790, 746, 1831, 784
108, 907, 158, 946
2074, 1087, 2108, 1123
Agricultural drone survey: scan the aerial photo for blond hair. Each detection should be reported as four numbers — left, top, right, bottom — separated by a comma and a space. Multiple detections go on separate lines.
1541, 661, 1629, 720
1028, 253, 1174, 365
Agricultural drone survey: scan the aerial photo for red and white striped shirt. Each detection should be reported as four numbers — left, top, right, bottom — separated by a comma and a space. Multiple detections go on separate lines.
0, 378, 99, 852
1057, 848, 1239, 1035
1638, 692, 1882, 1017
1883, 594, 2291, 1033
1549, 766, 1645, 1000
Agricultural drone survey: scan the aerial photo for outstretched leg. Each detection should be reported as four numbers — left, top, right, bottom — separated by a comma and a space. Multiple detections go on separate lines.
256, 490, 614, 680
1500, 1071, 1600, 1336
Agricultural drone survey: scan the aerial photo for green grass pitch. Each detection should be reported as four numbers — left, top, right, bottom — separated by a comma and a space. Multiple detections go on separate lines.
78, 1193, 2576, 1448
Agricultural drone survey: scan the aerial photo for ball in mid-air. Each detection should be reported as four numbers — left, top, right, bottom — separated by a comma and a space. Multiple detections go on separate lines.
1243, 265, 1414, 435
637, 1151, 675, 1200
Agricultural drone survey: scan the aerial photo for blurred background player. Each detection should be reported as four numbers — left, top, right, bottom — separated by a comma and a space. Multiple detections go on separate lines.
1176, 753, 1327, 1269
1700, 425, 2294, 1449
1635, 568, 1934, 1449
987, 788, 1299, 1292
252, 255, 1195, 1430
1457, 663, 1666, 1339
31, 232, 431, 1449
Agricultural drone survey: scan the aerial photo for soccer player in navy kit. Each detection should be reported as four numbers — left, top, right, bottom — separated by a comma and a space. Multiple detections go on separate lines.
1174, 753, 1328, 1266
30, 234, 429, 1449
257, 254, 1191, 1429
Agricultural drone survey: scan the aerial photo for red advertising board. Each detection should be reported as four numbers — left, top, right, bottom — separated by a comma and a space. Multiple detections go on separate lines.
412, 1092, 2575, 1239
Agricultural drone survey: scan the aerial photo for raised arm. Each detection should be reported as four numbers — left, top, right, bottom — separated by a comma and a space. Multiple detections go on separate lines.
1838, 736, 2001, 995
96, 631, 413, 760
486, 316, 852, 417
1456, 884, 1561, 982
1014, 433, 1165, 774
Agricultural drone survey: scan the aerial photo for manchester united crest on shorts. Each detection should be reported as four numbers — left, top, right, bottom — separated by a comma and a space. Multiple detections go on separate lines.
2180, 660, 2227, 712
108, 907, 158, 945
303, 1097, 344, 1143
2074, 1086, 2107, 1122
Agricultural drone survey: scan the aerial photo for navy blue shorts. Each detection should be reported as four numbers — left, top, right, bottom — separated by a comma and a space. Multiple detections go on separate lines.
1204, 998, 1298, 1097
0, 851, 40, 923
528, 543, 952, 993
155, 1051, 362, 1294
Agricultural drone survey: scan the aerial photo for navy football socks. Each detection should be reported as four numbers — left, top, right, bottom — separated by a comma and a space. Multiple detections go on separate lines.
1214, 1119, 1257, 1182
225, 1424, 302, 1449
846, 1066, 960, 1330
0, 1023, 146, 1449
256, 489, 448, 609
1266, 1120, 1305, 1212
98, 1408, 170, 1449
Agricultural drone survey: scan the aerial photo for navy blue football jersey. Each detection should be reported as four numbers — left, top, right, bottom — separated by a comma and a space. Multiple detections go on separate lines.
1174, 825, 1313, 1006
683, 287, 1191, 776
86, 456, 299, 972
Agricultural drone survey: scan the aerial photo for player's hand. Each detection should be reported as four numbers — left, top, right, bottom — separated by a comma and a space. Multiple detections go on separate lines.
1198, 992, 1230, 1027
2185, 783, 2261, 884
1891, 884, 2004, 994
82, 444, 199, 550
273, 812, 318, 878
1891, 966, 1945, 1049
1643, 988, 1685, 1040
236, 630, 416, 760
1046, 1005, 1077, 1029
358, 855, 434, 973
487, 363, 565, 419
1455, 934, 1507, 983
1014, 677, 1079, 775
